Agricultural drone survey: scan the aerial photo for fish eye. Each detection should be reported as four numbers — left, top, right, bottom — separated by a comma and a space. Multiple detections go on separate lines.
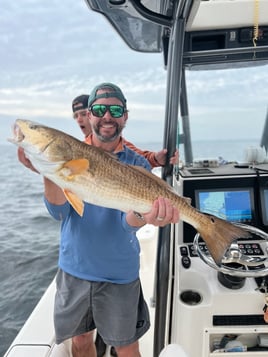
29, 124, 39, 130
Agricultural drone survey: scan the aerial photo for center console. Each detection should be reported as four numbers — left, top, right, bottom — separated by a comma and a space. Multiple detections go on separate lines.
170, 163, 268, 356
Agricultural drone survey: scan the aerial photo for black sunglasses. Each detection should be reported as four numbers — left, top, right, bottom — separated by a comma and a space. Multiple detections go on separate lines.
90, 104, 125, 118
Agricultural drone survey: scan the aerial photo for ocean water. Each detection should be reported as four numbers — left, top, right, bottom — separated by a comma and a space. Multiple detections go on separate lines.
0, 144, 59, 356
137, 138, 261, 163
0, 138, 260, 355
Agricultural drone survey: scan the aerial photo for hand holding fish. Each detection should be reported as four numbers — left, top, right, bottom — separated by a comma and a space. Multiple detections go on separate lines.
18, 147, 80, 205
17, 147, 39, 174
128, 197, 180, 227
142, 197, 180, 226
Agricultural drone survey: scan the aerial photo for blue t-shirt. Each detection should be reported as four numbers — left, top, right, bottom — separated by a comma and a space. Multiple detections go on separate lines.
45, 145, 151, 284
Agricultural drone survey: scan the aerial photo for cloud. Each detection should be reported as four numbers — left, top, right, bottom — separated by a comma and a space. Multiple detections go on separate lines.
1, 0, 268, 147
187, 66, 268, 106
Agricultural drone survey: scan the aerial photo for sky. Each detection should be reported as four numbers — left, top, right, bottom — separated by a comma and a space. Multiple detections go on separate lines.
1, 0, 268, 148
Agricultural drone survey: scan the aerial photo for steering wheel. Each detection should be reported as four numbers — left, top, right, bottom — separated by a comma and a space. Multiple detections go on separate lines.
193, 223, 268, 277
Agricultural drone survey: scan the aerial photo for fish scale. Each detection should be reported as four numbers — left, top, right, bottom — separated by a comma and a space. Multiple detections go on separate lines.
9, 119, 251, 265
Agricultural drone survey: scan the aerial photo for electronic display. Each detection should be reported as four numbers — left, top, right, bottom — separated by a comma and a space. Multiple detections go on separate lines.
195, 188, 253, 223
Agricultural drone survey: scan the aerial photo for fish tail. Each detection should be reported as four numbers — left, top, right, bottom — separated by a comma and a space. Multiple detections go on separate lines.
197, 215, 251, 265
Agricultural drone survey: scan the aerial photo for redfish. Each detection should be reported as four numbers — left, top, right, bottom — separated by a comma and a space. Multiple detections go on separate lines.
9, 119, 251, 265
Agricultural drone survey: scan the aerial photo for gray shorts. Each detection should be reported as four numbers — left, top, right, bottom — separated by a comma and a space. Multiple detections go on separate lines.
54, 269, 150, 346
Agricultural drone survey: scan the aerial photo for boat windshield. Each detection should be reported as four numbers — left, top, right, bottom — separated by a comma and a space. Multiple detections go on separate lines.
181, 64, 268, 164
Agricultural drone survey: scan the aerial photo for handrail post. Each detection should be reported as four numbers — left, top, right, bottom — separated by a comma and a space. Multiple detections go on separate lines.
153, 14, 186, 357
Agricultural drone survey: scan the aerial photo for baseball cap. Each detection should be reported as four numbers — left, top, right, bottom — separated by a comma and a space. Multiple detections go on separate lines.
72, 94, 89, 113
88, 83, 127, 109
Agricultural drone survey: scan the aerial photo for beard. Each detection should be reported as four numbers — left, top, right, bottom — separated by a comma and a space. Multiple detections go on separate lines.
92, 121, 125, 143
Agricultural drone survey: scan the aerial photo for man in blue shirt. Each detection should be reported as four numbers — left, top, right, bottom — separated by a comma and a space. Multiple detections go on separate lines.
18, 83, 179, 357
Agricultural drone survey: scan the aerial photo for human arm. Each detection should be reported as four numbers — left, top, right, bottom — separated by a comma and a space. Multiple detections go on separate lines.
43, 177, 66, 205
123, 139, 179, 168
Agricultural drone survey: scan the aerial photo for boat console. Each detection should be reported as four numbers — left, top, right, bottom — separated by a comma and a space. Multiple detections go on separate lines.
177, 163, 268, 273
171, 163, 268, 356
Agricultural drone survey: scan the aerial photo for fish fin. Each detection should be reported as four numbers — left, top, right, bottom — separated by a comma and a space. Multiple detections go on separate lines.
197, 215, 251, 265
63, 189, 84, 216
63, 159, 89, 176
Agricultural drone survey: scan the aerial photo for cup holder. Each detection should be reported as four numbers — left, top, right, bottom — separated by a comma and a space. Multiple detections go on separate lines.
180, 290, 202, 305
